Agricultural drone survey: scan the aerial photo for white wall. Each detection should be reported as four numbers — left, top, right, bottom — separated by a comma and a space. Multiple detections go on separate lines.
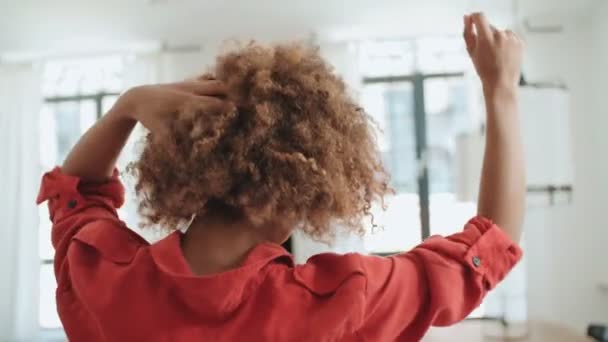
0, 0, 515, 55
590, 2, 608, 206
590, 0, 608, 320
522, 6, 608, 332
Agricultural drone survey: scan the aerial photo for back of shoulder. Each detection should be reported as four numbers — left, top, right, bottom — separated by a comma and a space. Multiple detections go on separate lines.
292, 252, 367, 296
72, 219, 148, 264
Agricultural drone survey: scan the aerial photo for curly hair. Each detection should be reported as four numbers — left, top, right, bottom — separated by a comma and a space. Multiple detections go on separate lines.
129, 42, 391, 240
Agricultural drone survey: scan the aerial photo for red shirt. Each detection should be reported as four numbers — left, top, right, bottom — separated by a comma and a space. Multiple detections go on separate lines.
37, 167, 522, 341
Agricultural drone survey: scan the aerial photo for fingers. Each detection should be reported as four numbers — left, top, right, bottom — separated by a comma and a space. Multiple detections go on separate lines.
196, 95, 235, 113
494, 29, 523, 47
494, 29, 506, 42
463, 14, 476, 54
471, 12, 494, 41
491, 25, 502, 40
189, 81, 237, 114
505, 29, 522, 43
466, 12, 521, 44
178, 79, 228, 97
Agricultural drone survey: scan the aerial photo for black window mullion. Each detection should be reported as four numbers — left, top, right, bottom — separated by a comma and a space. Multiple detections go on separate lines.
413, 74, 430, 240
95, 94, 103, 119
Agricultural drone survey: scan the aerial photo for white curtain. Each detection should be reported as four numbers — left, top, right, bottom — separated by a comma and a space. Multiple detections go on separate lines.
0, 63, 43, 341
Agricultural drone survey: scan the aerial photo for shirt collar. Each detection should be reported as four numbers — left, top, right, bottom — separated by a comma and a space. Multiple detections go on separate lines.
149, 231, 293, 276
148, 231, 293, 317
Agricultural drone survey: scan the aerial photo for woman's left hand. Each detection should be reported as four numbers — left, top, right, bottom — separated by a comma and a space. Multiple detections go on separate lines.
113, 79, 230, 135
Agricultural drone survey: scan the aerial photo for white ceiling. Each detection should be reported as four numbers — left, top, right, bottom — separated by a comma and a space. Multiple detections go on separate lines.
0, 0, 598, 55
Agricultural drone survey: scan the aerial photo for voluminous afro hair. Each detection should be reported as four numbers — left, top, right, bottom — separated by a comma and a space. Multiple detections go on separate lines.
130, 42, 391, 240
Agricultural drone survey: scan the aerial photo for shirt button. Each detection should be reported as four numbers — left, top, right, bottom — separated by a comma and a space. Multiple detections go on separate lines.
67, 199, 78, 209
472, 256, 482, 267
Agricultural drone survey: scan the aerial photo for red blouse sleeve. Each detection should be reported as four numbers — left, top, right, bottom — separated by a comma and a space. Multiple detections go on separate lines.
356, 217, 523, 340
36, 167, 128, 288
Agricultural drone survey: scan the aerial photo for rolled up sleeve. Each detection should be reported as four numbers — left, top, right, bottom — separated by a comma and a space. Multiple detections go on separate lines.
36, 167, 126, 287
37, 167, 124, 223
356, 216, 522, 341
416, 216, 522, 291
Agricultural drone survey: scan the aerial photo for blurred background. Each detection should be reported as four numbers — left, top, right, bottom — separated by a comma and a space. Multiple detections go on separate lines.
0, 0, 606, 341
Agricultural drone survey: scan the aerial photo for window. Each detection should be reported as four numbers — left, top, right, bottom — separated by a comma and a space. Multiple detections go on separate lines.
424, 77, 478, 237
38, 56, 125, 329
361, 81, 422, 253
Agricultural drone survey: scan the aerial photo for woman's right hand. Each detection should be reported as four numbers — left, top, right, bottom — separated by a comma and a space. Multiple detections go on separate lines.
463, 12, 523, 92
114, 79, 230, 135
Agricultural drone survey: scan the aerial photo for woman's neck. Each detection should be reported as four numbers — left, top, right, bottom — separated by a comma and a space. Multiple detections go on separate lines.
181, 217, 265, 276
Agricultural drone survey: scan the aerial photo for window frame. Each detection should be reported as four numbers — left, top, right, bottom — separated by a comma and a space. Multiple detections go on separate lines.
362, 71, 465, 245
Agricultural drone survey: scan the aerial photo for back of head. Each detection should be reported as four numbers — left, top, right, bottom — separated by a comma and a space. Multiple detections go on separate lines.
130, 42, 390, 240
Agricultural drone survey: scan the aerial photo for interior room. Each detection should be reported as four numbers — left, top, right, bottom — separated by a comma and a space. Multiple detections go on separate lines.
1, 0, 607, 341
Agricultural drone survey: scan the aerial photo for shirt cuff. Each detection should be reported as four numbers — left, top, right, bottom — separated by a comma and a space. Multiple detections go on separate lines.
421, 216, 523, 291
462, 217, 522, 290
36, 167, 125, 221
